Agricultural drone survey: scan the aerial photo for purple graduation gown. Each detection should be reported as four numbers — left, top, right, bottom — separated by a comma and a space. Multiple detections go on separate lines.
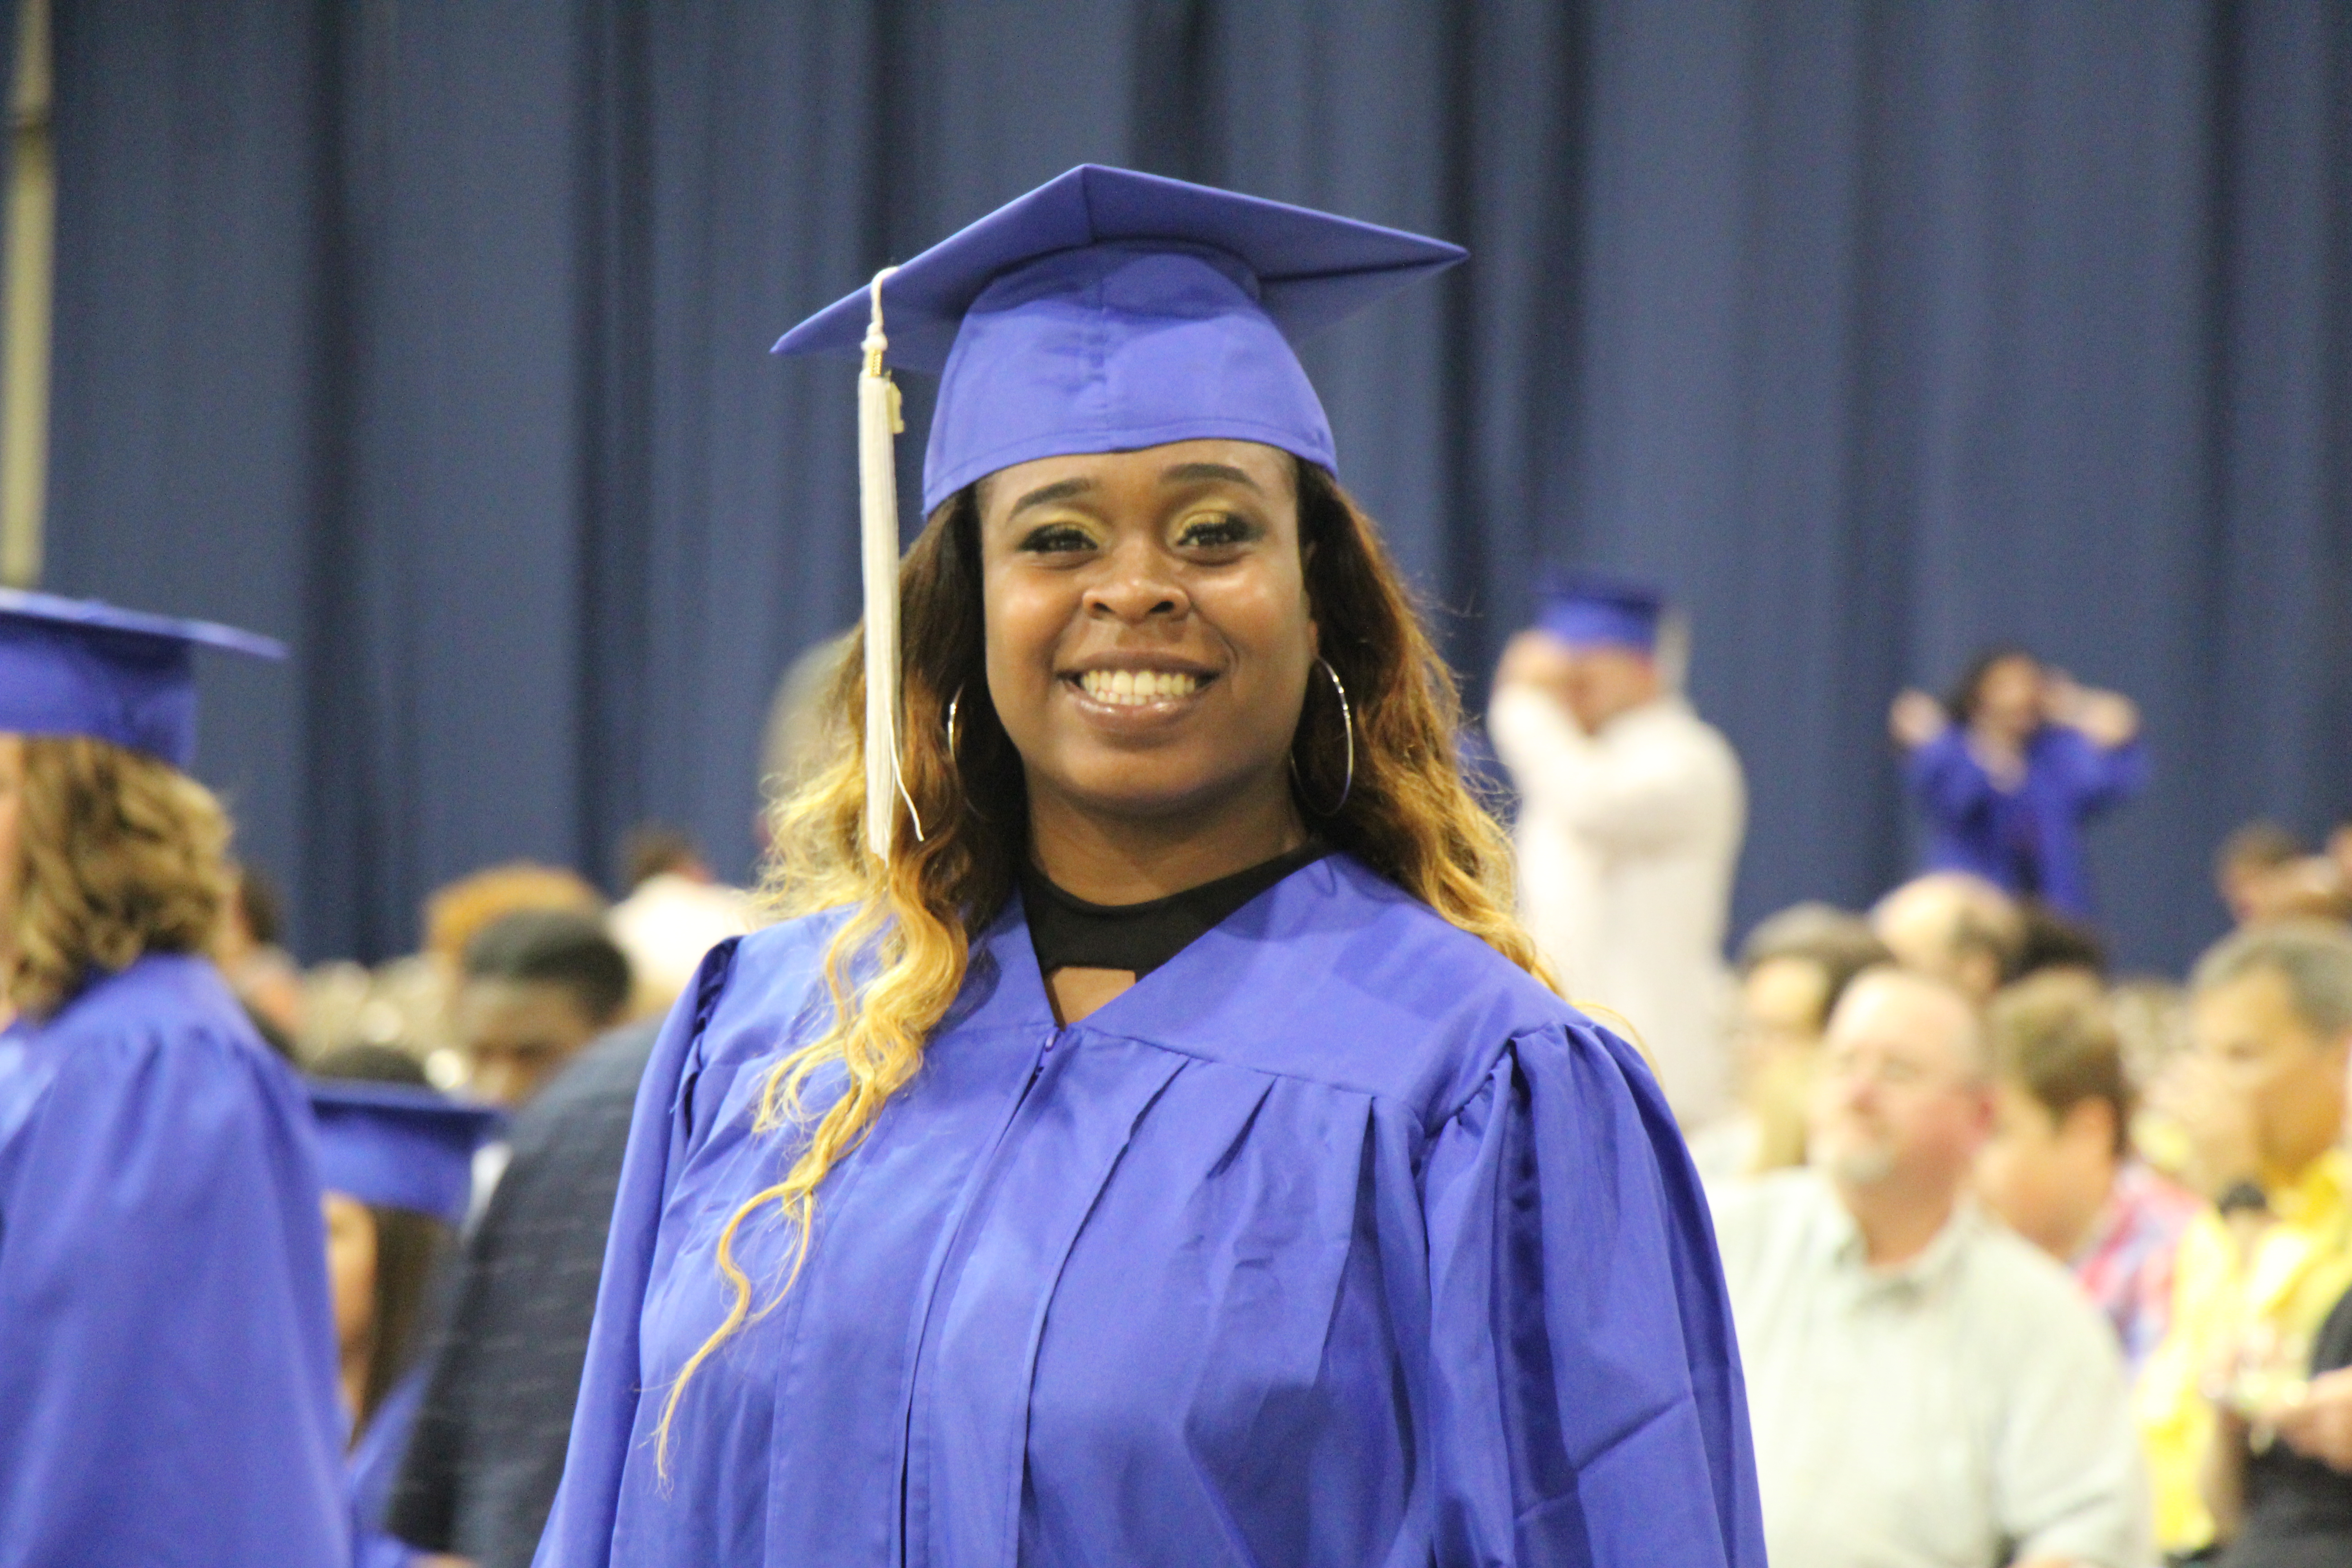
1906, 725, 2146, 917
537, 854, 1763, 1568
0, 955, 349, 1567
349, 1370, 427, 1568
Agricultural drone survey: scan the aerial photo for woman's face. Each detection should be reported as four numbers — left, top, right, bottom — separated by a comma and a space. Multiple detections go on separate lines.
978, 439, 1317, 827
323, 1191, 378, 1362
0, 734, 22, 971
1972, 656, 2044, 738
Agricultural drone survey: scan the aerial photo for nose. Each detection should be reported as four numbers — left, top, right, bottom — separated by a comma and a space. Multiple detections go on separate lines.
1084, 538, 1189, 625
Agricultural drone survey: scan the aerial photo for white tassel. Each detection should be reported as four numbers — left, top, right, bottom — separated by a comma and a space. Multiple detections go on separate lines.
858, 266, 920, 859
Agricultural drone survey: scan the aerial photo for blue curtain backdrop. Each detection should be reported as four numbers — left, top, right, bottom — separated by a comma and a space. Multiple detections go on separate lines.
34, 0, 2352, 970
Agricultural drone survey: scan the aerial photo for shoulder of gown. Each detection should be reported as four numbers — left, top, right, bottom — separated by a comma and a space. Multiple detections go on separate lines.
1064, 853, 1650, 1126
0, 954, 350, 1568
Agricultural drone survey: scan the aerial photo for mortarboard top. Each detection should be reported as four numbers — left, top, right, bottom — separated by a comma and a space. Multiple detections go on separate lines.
1535, 568, 1666, 654
0, 588, 286, 769
307, 1078, 505, 1227
774, 164, 1467, 513
772, 165, 1464, 861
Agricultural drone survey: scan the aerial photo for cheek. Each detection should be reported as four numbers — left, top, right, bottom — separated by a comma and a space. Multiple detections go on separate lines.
1200, 549, 1314, 666
982, 571, 1079, 706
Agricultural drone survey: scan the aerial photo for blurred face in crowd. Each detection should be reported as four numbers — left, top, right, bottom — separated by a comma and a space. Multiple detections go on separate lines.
1738, 955, 1832, 1081
2221, 854, 2348, 927
1559, 643, 1661, 735
978, 440, 1316, 830
455, 978, 603, 1107
1871, 875, 2011, 1005
2190, 965, 2351, 1183
1811, 970, 1992, 1201
1975, 1080, 2118, 1260
1968, 653, 2044, 741
322, 1192, 377, 1366
1743, 956, 1832, 1044
0, 734, 20, 970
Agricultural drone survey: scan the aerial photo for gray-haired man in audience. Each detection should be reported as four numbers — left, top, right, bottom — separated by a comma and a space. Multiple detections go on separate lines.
1710, 965, 2148, 1568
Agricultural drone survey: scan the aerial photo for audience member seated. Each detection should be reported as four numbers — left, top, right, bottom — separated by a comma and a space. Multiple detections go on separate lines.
2217, 823, 2313, 928
1870, 870, 2025, 1006
1976, 972, 2199, 1372
1687, 902, 1890, 1181
2016, 901, 2107, 983
602, 823, 750, 1017
2214, 822, 2351, 929
1712, 965, 2148, 1568
452, 910, 631, 1110
301, 862, 612, 1070
2111, 978, 2200, 1184
2141, 922, 2352, 1560
387, 1012, 668, 1568
2205, 1282, 2352, 1568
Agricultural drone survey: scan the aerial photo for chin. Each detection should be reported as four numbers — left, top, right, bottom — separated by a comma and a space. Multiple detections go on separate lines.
1040, 754, 1259, 823
1822, 1145, 1898, 1187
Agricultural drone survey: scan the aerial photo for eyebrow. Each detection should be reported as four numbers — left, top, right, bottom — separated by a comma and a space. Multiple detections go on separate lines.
1007, 477, 1096, 517
1161, 461, 1262, 491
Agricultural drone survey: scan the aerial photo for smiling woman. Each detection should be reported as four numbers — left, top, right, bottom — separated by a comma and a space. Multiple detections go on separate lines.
537, 167, 1764, 1568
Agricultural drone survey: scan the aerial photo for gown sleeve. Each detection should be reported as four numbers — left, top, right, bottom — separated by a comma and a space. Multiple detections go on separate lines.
2052, 730, 2147, 817
1419, 1017, 1765, 1568
533, 939, 740, 1568
1903, 725, 1996, 828
0, 1018, 350, 1568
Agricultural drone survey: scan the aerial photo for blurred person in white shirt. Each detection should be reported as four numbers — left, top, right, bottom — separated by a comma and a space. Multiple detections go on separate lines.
1487, 570, 1745, 1125
602, 824, 751, 1018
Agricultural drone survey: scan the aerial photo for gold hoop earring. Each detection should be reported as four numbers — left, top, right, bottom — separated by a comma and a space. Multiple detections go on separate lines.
943, 686, 963, 756
1289, 657, 1353, 815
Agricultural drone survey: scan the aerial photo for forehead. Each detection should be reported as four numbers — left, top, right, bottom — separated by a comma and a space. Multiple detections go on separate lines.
2193, 965, 2305, 1037
1828, 976, 1968, 1061
978, 438, 1296, 516
1746, 956, 1830, 1012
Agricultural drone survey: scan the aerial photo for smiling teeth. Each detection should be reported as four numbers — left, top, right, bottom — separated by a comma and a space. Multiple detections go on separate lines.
1080, 669, 1200, 705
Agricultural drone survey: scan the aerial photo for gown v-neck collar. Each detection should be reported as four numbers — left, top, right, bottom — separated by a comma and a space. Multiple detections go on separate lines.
977, 847, 1347, 1048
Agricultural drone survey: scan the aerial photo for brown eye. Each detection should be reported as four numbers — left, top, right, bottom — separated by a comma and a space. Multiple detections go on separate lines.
1018, 524, 1097, 554
1178, 514, 1254, 549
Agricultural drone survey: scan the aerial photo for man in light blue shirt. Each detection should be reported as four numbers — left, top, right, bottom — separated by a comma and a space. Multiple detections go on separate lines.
1711, 965, 2148, 1568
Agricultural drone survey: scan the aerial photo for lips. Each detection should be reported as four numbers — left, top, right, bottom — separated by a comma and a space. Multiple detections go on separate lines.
1076, 668, 1204, 706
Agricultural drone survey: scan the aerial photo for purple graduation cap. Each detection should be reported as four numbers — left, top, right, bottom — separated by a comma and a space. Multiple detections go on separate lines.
0, 587, 285, 769
1535, 568, 1667, 655
772, 164, 1464, 858
307, 1078, 505, 1227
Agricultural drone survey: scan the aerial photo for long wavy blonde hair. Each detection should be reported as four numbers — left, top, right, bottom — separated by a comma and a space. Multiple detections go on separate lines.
657, 458, 1551, 1461
4, 734, 234, 1019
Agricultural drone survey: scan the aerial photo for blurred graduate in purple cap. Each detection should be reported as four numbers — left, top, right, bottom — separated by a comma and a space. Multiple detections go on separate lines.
0, 588, 349, 1566
1887, 647, 2145, 920
305, 1062, 503, 1568
1487, 569, 1747, 1128
537, 167, 1762, 1568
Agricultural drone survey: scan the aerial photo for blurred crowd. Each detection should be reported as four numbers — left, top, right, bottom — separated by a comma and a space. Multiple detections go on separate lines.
1493, 581, 2352, 1568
